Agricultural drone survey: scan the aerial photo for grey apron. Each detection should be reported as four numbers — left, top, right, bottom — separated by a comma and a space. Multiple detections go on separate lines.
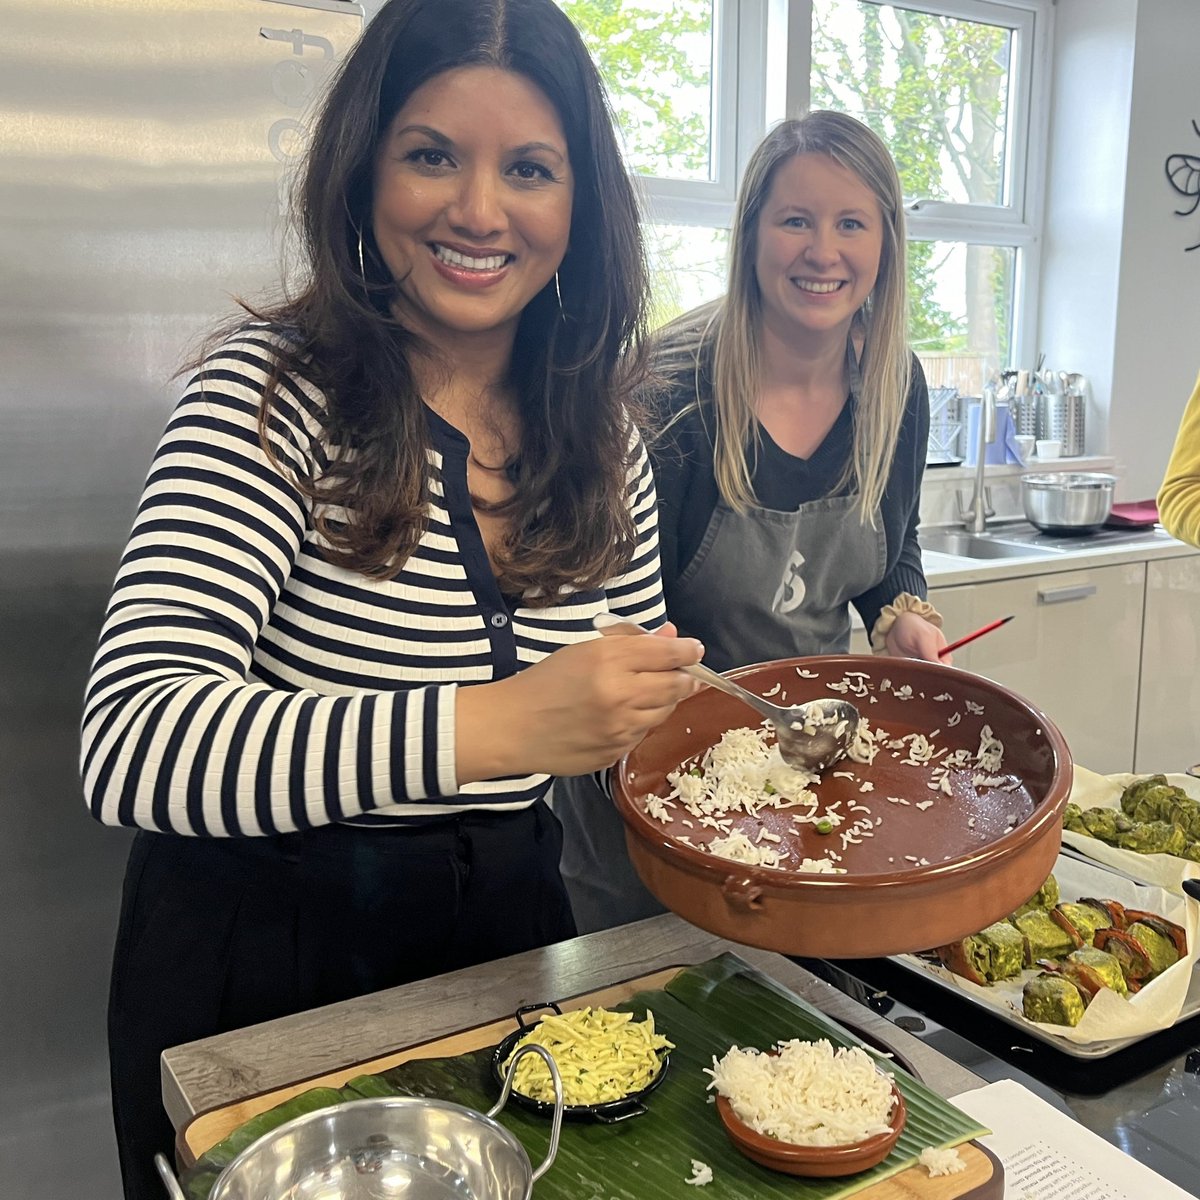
559, 377, 887, 934
667, 488, 885, 672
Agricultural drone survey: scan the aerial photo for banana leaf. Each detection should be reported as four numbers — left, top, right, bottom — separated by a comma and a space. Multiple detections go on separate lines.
180, 953, 988, 1200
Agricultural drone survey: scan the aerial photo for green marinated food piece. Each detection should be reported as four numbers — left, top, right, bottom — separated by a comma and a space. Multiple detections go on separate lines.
1114, 820, 1188, 856
1120, 775, 1171, 816
1070, 791, 1200, 861
1013, 873, 1060, 916
939, 933, 991, 984
1127, 788, 1174, 823
1013, 909, 1075, 963
1165, 800, 1200, 839
1183, 843, 1200, 863
1127, 922, 1181, 977
1063, 802, 1084, 832
1065, 947, 1128, 997
1080, 808, 1121, 840
979, 921, 1026, 981
1121, 779, 1199, 826
1023, 974, 1086, 1026
1055, 902, 1112, 945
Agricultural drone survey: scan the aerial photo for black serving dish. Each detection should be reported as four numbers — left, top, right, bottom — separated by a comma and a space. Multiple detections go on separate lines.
489, 1002, 670, 1124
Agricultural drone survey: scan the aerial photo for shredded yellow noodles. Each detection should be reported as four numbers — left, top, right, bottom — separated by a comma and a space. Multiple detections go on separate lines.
503, 1007, 672, 1105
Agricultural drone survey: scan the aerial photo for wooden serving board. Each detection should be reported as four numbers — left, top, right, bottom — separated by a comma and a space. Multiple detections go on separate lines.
178, 967, 1002, 1199
178, 967, 682, 1163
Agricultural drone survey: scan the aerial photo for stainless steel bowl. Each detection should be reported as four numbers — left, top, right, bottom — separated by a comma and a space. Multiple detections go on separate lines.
157, 1044, 562, 1200
1021, 472, 1116, 534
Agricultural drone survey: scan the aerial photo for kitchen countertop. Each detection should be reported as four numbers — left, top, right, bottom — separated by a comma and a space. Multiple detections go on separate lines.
159, 914, 987, 1135
160, 914, 1200, 1196
919, 523, 1196, 587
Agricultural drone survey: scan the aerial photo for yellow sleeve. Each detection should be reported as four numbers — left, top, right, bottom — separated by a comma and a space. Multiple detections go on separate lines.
1158, 370, 1200, 548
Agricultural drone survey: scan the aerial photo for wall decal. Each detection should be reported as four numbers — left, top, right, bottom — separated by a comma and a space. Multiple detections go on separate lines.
1166, 119, 1200, 252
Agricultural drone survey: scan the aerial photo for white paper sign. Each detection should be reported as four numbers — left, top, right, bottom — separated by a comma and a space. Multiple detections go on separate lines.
950, 1079, 1195, 1200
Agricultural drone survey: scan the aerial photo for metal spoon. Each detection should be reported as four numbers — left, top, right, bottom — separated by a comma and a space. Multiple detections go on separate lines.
593, 614, 861, 772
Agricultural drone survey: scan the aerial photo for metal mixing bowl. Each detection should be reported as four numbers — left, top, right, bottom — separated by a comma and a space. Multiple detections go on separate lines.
1021, 472, 1116, 534
157, 1045, 563, 1200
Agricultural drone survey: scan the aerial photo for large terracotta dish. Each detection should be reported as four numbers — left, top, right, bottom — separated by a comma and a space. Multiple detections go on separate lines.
613, 655, 1072, 957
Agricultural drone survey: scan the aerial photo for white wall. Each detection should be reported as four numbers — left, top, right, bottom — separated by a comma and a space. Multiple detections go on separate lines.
1038, 0, 1135, 466
1041, 0, 1200, 501
1111, 0, 1200, 499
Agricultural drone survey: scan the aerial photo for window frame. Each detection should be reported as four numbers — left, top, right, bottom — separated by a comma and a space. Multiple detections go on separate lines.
637, 0, 786, 228
633, 0, 1054, 367
854, 0, 1054, 369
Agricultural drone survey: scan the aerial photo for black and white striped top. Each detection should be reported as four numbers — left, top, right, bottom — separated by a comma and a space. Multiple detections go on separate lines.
80, 328, 667, 836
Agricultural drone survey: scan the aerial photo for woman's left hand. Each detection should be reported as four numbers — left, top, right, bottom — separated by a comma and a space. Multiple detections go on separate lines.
883, 610, 951, 664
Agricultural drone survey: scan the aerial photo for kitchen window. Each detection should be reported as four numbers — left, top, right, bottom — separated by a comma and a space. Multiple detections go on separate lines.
556, 0, 782, 322
811, 0, 1051, 391
559, 0, 1051, 378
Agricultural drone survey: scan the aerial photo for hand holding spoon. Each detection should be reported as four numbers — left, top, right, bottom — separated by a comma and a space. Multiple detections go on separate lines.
593, 614, 860, 772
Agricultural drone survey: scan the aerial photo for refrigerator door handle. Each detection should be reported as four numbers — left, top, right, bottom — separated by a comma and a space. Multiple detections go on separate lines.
259, 0, 365, 16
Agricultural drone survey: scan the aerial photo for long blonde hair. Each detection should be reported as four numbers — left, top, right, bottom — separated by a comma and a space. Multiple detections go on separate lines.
696, 111, 911, 519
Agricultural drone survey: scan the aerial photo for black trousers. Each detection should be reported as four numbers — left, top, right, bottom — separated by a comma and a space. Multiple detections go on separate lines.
107, 802, 575, 1200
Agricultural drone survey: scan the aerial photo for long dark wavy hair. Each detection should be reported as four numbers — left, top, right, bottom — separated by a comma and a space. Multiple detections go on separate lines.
213, 0, 651, 602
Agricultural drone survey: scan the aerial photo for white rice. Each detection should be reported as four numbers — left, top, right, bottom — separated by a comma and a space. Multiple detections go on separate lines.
648, 680, 1017, 872
707, 1039, 895, 1146
918, 1146, 966, 1177
795, 857, 842, 873
708, 829, 785, 868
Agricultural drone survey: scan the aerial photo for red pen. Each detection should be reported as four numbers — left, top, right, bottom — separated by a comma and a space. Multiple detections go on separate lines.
938, 615, 1014, 657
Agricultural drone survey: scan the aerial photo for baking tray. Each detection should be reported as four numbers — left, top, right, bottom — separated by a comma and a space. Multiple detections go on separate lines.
888, 855, 1200, 1060
888, 959, 1200, 1061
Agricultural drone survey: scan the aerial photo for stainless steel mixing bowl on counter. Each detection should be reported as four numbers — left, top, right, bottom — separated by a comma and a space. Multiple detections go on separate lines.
1021, 472, 1117, 534
155, 1043, 563, 1200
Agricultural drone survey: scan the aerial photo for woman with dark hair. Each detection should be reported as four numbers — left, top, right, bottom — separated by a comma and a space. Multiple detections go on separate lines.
81, 2, 701, 1194
558, 111, 948, 932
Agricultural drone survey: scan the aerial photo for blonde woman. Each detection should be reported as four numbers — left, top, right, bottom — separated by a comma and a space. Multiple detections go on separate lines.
559, 111, 948, 933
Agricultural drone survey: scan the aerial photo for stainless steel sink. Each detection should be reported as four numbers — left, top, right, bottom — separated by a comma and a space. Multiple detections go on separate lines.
918, 529, 1062, 559
919, 521, 1172, 561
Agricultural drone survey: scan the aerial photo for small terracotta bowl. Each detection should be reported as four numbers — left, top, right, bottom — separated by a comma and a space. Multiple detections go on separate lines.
715, 1083, 906, 1178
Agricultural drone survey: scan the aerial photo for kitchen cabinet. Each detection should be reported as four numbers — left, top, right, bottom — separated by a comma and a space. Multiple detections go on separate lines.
1134, 554, 1200, 773
927, 562, 1146, 774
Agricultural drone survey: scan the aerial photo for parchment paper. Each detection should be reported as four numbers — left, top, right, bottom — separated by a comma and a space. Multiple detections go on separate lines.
897, 852, 1198, 1045
1060, 768, 1200, 895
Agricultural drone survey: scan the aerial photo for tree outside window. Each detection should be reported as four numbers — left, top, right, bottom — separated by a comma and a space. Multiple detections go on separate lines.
556, 0, 1044, 370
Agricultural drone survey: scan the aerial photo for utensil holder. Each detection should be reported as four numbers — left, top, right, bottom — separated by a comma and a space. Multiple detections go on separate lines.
1038, 393, 1085, 456
1012, 392, 1039, 437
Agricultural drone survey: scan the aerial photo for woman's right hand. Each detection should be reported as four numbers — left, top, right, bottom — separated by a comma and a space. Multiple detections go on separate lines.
455, 632, 704, 781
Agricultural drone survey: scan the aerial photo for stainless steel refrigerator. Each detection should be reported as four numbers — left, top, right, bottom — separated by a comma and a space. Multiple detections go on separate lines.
0, 3, 368, 1194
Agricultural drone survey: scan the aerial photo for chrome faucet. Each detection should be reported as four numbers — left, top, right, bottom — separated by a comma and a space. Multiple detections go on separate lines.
959, 387, 996, 534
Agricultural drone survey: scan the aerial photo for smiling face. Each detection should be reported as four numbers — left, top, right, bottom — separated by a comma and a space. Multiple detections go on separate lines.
372, 65, 574, 354
754, 152, 885, 348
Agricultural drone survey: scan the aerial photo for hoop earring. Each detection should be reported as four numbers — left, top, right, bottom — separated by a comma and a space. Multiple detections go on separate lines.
356, 226, 368, 296
553, 270, 566, 320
